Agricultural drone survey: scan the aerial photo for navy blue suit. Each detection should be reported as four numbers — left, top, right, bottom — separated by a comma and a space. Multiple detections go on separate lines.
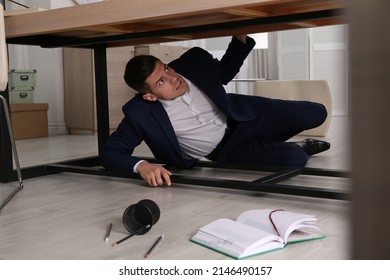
101, 36, 327, 177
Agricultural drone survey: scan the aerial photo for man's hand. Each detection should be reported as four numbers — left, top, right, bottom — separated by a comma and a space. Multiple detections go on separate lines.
234, 34, 247, 44
136, 161, 172, 187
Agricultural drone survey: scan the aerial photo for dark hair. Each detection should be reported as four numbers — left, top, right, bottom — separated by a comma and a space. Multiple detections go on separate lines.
123, 55, 159, 94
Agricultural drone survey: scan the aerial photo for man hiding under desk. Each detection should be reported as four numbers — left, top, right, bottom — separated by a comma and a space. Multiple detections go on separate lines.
101, 35, 330, 187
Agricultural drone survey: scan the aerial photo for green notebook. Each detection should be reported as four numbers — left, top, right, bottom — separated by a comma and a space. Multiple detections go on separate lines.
190, 209, 325, 259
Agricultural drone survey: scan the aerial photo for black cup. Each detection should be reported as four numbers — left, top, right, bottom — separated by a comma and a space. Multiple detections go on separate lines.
122, 199, 160, 235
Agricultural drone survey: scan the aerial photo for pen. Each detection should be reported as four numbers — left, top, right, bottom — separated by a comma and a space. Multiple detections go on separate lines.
144, 235, 164, 258
112, 224, 151, 247
104, 223, 112, 242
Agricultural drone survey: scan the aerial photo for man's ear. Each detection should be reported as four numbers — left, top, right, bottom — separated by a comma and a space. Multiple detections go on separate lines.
142, 93, 158, 102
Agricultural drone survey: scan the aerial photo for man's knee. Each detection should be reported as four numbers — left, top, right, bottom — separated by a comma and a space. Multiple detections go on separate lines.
306, 102, 328, 129
319, 103, 328, 122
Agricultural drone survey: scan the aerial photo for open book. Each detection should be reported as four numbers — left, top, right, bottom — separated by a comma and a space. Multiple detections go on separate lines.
190, 209, 325, 259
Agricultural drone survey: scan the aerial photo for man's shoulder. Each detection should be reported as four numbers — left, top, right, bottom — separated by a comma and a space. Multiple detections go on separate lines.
172, 47, 212, 64
123, 95, 152, 111
123, 95, 163, 113
182, 47, 211, 58
169, 47, 213, 73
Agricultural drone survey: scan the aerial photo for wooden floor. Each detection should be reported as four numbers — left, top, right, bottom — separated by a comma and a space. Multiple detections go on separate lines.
0, 117, 351, 260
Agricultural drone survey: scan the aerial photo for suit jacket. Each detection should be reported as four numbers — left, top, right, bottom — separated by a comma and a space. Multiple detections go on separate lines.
101, 36, 272, 177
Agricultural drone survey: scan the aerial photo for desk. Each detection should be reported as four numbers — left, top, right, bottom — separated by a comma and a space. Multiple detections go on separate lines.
1, 0, 348, 199
5, 0, 346, 47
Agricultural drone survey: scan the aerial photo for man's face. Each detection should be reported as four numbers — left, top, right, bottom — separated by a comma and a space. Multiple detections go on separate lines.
143, 60, 188, 101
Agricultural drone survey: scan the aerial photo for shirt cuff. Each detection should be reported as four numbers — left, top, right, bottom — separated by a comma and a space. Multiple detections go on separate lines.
133, 160, 145, 173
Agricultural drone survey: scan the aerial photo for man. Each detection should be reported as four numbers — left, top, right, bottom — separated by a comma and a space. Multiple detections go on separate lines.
101, 35, 330, 187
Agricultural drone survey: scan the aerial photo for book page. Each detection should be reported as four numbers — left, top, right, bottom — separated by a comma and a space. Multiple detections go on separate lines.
236, 209, 319, 242
286, 229, 324, 243
192, 218, 283, 258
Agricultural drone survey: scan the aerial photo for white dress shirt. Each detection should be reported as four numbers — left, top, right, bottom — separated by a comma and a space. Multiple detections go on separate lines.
133, 76, 227, 172
160, 76, 227, 159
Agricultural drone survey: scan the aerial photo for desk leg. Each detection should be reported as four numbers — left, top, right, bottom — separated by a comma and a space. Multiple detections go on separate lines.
0, 91, 13, 183
93, 46, 110, 155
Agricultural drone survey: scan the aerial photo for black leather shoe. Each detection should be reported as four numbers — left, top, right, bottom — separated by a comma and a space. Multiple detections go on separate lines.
295, 138, 331, 156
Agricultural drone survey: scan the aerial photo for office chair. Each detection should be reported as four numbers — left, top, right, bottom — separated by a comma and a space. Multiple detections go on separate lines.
0, 3, 23, 212
255, 79, 332, 137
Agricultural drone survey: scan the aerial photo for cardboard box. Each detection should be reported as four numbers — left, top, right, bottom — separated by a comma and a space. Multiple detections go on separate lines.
10, 103, 48, 140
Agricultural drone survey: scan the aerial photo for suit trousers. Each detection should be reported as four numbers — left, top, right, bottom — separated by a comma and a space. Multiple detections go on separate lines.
212, 99, 327, 167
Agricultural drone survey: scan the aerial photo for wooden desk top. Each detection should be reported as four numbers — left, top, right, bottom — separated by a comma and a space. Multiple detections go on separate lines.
4, 0, 346, 48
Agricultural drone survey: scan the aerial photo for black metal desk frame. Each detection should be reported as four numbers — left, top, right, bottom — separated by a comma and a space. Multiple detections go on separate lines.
0, 7, 349, 200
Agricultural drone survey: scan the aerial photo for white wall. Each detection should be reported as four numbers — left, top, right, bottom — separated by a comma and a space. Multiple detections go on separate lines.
6, 0, 75, 135
277, 25, 349, 116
